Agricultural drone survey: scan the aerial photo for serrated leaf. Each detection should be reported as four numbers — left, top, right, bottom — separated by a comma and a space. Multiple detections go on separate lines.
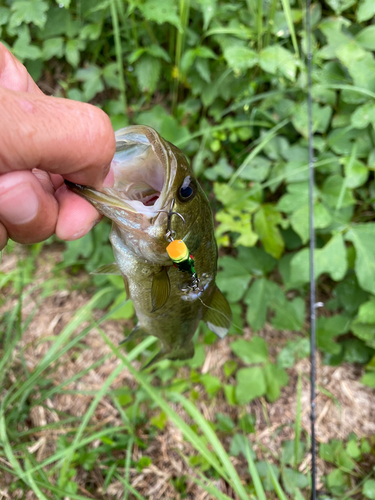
134, 55, 161, 94
346, 224, 375, 295
253, 205, 284, 259
290, 234, 347, 286
10, 0, 48, 29
223, 46, 258, 73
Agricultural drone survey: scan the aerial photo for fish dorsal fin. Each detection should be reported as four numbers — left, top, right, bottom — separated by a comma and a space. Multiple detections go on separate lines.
203, 286, 232, 338
90, 263, 121, 275
151, 267, 170, 312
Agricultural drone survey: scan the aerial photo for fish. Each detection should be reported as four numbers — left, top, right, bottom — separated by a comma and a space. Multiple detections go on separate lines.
65, 125, 232, 366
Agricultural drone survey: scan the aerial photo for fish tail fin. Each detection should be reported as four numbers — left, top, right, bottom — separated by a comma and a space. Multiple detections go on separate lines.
119, 325, 147, 345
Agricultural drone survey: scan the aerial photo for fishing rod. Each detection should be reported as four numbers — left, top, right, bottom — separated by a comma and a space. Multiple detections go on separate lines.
306, 0, 317, 498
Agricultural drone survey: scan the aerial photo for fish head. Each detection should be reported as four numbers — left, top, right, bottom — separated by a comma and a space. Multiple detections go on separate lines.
66, 125, 212, 263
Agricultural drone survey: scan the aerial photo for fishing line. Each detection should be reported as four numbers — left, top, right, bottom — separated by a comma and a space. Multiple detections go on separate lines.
197, 296, 243, 333
306, 0, 317, 498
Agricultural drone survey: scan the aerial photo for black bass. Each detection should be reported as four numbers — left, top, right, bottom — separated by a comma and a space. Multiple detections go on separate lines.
66, 125, 232, 366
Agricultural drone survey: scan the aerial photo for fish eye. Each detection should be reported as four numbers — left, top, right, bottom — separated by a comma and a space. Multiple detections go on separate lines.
178, 176, 196, 202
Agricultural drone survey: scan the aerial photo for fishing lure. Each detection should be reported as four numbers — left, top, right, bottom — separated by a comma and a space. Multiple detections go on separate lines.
160, 199, 201, 292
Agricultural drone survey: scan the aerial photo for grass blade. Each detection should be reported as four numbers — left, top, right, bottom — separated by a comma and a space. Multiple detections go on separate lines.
244, 440, 267, 500
110, 0, 127, 111
227, 118, 289, 187
267, 462, 289, 500
280, 0, 299, 56
169, 393, 249, 500
294, 371, 302, 469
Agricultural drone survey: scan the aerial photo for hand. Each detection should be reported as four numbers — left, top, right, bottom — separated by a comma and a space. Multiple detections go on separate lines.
0, 42, 116, 250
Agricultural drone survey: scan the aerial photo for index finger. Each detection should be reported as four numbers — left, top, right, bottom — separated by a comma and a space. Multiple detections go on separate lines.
0, 85, 116, 188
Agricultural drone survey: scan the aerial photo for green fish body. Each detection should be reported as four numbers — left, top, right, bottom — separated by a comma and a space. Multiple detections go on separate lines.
66, 125, 232, 365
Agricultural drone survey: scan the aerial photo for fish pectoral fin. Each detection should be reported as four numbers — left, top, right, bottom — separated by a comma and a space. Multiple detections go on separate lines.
90, 263, 121, 275
151, 267, 170, 312
142, 342, 195, 369
119, 325, 147, 345
203, 286, 232, 339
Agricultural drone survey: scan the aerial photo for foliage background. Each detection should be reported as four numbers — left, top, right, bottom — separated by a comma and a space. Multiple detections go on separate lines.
1, 0, 375, 498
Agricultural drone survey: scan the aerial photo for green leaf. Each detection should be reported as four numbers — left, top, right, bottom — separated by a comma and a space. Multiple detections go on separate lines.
235, 367, 267, 404
271, 297, 305, 331
65, 39, 85, 67
292, 102, 332, 138
290, 234, 347, 286
351, 102, 375, 129
237, 246, 277, 276
238, 156, 271, 182
10, 0, 48, 29
343, 157, 369, 189
217, 256, 252, 303
355, 26, 375, 51
138, 0, 182, 31
79, 23, 102, 41
334, 274, 368, 314
357, 0, 375, 22
325, 0, 355, 14
264, 362, 288, 402
12, 27, 42, 61
42, 37, 64, 60
108, 294, 134, 320
361, 372, 375, 389
195, 0, 216, 30
346, 224, 375, 295
223, 46, 258, 73
230, 337, 269, 364
291, 203, 332, 244
327, 128, 372, 157
76, 65, 104, 101
277, 182, 309, 213
363, 480, 375, 499
259, 46, 298, 81
282, 467, 309, 495
244, 279, 285, 331
134, 56, 161, 94
254, 205, 285, 259
317, 315, 351, 354
321, 175, 355, 208
103, 62, 121, 89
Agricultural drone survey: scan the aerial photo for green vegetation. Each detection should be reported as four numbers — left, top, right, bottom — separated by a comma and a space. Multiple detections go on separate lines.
1, 0, 375, 498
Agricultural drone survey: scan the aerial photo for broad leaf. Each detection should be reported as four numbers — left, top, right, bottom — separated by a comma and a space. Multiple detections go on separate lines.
235, 367, 266, 404
254, 205, 285, 259
346, 224, 375, 295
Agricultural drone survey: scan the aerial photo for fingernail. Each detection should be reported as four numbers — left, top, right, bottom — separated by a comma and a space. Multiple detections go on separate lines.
103, 167, 114, 188
0, 182, 39, 225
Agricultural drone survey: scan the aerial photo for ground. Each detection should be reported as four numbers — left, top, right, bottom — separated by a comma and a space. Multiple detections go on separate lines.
1, 243, 374, 499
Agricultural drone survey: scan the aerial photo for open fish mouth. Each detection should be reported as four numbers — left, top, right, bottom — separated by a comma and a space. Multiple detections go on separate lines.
66, 126, 172, 218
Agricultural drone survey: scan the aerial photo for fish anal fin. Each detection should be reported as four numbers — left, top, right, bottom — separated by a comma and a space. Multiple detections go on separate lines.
91, 263, 121, 275
151, 267, 170, 312
119, 325, 147, 345
203, 286, 232, 339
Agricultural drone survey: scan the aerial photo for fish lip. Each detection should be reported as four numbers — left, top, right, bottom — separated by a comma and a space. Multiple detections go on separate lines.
65, 126, 176, 222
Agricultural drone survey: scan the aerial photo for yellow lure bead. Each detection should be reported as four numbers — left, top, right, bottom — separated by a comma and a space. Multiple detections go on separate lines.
166, 240, 189, 263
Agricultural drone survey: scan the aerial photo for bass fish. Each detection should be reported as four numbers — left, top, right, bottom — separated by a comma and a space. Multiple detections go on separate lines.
66, 125, 232, 366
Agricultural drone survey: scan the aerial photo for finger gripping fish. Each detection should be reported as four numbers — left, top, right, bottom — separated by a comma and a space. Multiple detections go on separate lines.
66, 125, 232, 367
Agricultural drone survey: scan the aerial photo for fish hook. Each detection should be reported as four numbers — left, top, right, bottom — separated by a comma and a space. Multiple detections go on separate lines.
157, 198, 185, 242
